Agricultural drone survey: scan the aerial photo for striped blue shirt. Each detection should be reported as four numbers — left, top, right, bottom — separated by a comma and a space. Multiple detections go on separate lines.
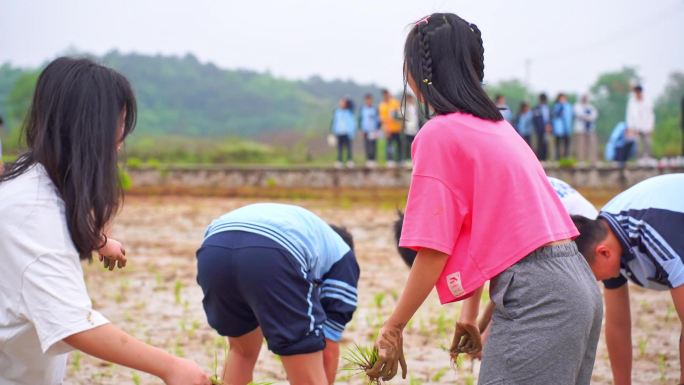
600, 174, 684, 290
204, 203, 356, 341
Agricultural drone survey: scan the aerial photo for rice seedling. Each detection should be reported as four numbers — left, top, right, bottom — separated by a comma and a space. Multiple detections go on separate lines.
174, 338, 185, 357
132, 372, 141, 385
70, 351, 82, 373
374, 292, 385, 309
431, 366, 448, 382
408, 375, 423, 385
435, 311, 448, 335
174, 280, 183, 305
463, 374, 475, 385
638, 337, 647, 357
210, 350, 221, 385
343, 344, 380, 384
658, 354, 667, 382
155, 271, 163, 289
665, 304, 675, 322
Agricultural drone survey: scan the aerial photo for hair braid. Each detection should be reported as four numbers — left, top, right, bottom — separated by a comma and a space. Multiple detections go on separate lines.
418, 27, 433, 85
468, 23, 485, 82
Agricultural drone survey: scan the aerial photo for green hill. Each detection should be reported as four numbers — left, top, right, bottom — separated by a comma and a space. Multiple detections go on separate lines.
0, 51, 384, 139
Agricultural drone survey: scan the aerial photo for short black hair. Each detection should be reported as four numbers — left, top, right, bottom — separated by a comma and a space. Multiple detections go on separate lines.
393, 211, 417, 268
539, 93, 548, 103
634, 85, 643, 93
381, 89, 390, 95
571, 215, 608, 264
330, 224, 354, 253
364, 93, 373, 99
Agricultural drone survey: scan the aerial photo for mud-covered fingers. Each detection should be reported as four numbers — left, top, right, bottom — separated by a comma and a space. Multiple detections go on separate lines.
382, 359, 398, 381
399, 350, 408, 379
365, 357, 386, 379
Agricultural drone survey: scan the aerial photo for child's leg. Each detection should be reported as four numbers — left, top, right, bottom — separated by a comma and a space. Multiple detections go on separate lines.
280, 351, 328, 385
223, 327, 263, 385
336, 135, 344, 162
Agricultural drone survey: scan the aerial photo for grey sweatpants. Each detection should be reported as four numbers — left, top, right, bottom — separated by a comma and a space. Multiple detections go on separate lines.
478, 242, 603, 385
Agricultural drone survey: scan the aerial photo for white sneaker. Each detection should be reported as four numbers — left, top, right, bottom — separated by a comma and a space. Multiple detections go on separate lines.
386, 160, 397, 168
334, 161, 343, 169
346, 161, 355, 169
402, 160, 413, 169
365, 160, 377, 168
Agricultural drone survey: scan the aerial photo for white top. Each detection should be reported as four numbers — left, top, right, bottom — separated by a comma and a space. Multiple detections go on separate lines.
548, 177, 599, 219
573, 102, 598, 134
0, 164, 109, 385
404, 103, 420, 136
626, 96, 655, 134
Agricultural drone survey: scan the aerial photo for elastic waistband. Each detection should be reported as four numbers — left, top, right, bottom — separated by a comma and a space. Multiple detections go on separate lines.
519, 241, 579, 263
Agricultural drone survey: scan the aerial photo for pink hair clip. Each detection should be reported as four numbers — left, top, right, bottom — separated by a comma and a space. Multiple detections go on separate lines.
415, 15, 431, 26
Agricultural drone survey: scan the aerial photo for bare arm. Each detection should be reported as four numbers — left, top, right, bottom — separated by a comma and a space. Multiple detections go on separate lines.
368, 248, 449, 380
604, 284, 632, 385
385, 248, 449, 328
670, 285, 684, 384
459, 286, 482, 324
64, 324, 209, 385
322, 339, 339, 385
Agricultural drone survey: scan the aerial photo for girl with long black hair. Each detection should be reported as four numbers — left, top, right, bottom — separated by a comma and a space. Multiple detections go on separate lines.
367, 14, 602, 384
0, 57, 209, 385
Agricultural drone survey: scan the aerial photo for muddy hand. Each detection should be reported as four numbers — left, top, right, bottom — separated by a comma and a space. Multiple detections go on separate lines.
366, 324, 408, 381
450, 322, 482, 357
98, 238, 127, 270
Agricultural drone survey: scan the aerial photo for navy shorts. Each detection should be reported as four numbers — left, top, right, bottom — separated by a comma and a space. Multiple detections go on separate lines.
196, 231, 327, 355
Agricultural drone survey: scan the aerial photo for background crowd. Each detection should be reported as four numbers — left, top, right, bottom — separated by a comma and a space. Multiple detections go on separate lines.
330, 84, 682, 169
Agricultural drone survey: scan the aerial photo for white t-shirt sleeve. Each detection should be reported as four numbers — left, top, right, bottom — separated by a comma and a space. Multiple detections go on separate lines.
562, 193, 599, 219
21, 253, 109, 355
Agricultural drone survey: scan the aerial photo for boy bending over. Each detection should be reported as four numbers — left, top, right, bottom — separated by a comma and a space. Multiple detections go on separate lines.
572, 174, 684, 385
196, 203, 360, 385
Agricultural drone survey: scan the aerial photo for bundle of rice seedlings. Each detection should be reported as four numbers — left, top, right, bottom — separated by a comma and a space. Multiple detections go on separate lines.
343, 344, 381, 384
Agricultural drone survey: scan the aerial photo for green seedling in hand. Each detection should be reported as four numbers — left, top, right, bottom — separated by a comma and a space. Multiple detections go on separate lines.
343, 344, 381, 384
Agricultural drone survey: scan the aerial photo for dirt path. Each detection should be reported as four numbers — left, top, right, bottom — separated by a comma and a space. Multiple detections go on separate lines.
67, 196, 680, 384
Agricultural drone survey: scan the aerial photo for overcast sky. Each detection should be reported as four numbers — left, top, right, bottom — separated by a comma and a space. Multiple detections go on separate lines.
2, 0, 683, 102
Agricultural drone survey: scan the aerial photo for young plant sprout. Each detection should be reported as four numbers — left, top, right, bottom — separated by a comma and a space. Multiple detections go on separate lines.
343, 344, 381, 384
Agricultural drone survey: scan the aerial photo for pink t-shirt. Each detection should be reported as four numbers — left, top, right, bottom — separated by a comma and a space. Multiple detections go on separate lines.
399, 112, 578, 304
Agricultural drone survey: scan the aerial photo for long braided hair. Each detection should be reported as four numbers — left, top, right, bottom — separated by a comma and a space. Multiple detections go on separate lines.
403, 13, 502, 122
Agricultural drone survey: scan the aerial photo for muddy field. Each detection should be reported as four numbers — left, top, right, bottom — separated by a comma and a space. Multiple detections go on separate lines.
66, 195, 680, 384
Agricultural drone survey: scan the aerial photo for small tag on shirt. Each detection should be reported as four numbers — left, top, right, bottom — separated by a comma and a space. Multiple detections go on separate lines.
446, 272, 465, 298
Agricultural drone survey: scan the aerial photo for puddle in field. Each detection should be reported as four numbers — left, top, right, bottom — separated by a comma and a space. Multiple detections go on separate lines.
68, 195, 680, 385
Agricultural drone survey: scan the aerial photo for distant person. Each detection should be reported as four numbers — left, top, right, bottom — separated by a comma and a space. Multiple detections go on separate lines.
552, 93, 573, 160
532, 93, 552, 161
0, 57, 209, 385
197, 203, 359, 385
379, 89, 402, 167
681, 95, 684, 156
359, 94, 380, 168
605, 121, 637, 168
626, 85, 655, 160
403, 93, 420, 164
571, 174, 684, 385
330, 97, 356, 168
0, 115, 4, 174
573, 95, 599, 165
514, 101, 534, 146
494, 94, 512, 122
